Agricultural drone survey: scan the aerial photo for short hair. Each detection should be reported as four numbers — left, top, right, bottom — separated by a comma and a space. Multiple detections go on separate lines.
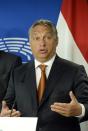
29, 19, 58, 39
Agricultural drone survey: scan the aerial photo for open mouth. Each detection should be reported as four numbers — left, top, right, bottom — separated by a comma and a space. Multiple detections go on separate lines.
40, 49, 48, 54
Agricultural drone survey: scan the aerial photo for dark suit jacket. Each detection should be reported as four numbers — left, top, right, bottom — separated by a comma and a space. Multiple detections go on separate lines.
0, 51, 22, 103
4, 55, 88, 131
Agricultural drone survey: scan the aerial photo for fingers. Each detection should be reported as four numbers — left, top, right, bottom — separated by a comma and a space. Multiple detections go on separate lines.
51, 103, 69, 117
1, 101, 21, 117
0, 101, 10, 116
10, 110, 21, 117
51, 102, 68, 110
69, 91, 77, 102
51, 102, 73, 117
1, 110, 11, 117
1, 108, 21, 117
2, 101, 9, 110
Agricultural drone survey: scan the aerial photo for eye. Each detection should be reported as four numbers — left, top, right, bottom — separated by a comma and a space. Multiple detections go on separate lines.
45, 35, 52, 40
33, 36, 40, 40
35, 37, 40, 40
47, 36, 52, 39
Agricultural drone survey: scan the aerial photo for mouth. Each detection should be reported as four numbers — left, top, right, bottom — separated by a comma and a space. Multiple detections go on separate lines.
39, 49, 48, 54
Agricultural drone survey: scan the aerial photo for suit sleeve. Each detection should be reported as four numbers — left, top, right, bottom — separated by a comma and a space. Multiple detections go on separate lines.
3, 69, 16, 109
73, 65, 88, 122
2, 56, 22, 109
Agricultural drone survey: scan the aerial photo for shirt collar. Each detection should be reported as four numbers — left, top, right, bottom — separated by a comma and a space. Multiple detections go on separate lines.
35, 54, 56, 69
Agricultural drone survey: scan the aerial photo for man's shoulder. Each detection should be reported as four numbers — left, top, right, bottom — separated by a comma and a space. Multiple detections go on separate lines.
0, 51, 20, 60
14, 61, 34, 73
55, 56, 83, 70
57, 56, 80, 65
0, 51, 22, 69
54, 56, 87, 78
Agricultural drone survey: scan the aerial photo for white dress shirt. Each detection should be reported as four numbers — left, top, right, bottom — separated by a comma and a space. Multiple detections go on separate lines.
35, 55, 56, 88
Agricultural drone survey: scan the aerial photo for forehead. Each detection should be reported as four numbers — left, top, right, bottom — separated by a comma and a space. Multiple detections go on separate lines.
31, 24, 53, 33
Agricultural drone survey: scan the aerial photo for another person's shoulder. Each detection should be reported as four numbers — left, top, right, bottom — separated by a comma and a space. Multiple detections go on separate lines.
0, 51, 21, 61
0, 51, 22, 68
0, 51, 22, 75
14, 60, 34, 74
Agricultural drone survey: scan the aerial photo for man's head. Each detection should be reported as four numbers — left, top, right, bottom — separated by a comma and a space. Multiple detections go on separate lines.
29, 19, 58, 62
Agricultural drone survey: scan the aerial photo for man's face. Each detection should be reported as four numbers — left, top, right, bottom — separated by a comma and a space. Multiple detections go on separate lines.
30, 25, 58, 62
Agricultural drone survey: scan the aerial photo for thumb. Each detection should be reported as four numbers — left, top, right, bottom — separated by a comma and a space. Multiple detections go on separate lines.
2, 101, 9, 110
69, 91, 77, 102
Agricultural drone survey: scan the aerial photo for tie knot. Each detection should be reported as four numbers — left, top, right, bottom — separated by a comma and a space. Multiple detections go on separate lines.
39, 64, 46, 72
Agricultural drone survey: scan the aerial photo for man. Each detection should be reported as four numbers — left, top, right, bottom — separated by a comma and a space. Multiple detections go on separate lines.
0, 51, 22, 107
1, 20, 88, 131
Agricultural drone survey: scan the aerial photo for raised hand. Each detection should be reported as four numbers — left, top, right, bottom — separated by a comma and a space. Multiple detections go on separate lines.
51, 91, 82, 117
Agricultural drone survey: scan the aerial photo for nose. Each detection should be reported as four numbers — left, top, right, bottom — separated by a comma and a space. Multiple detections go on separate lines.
40, 38, 46, 47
